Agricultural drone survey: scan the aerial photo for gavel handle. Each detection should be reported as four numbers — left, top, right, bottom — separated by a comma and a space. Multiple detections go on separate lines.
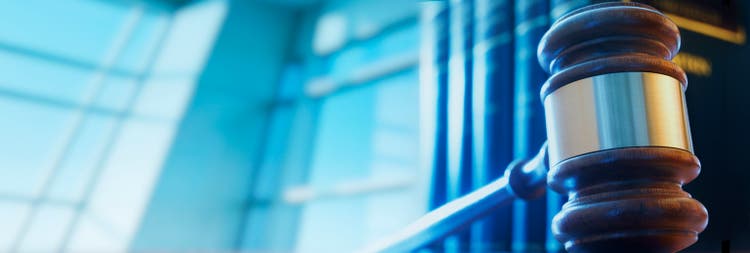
358, 143, 550, 253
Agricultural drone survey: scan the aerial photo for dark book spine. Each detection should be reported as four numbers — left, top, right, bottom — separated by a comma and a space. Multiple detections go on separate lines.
420, 3, 451, 251
471, 0, 514, 251
420, 0, 450, 213
513, 0, 550, 252
446, 0, 475, 251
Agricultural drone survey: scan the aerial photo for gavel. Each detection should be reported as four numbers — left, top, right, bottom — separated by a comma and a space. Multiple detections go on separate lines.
362, 2, 708, 253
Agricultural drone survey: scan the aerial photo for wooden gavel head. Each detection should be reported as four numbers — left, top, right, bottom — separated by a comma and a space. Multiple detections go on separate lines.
537, 2, 708, 252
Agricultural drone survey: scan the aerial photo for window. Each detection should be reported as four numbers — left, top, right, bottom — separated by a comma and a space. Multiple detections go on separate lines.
240, 0, 427, 252
0, 1, 220, 251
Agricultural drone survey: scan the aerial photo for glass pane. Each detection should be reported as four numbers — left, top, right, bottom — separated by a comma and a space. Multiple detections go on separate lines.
17, 205, 75, 252
297, 199, 366, 253
47, 114, 117, 202
0, 50, 93, 104
326, 19, 417, 73
295, 58, 421, 253
365, 72, 422, 242
308, 86, 376, 185
312, 0, 418, 55
113, 10, 170, 73
295, 86, 376, 253
133, 77, 196, 120
0, 203, 31, 251
151, 0, 227, 75
93, 77, 138, 112
0, 0, 131, 64
84, 119, 175, 245
372, 70, 420, 167
66, 213, 123, 252
364, 189, 420, 242
0, 98, 73, 197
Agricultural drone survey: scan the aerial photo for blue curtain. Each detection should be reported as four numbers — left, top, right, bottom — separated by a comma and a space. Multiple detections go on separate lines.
420, 0, 603, 252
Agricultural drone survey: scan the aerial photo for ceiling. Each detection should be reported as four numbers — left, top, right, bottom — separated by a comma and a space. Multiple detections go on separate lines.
256, 0, 323, 7
161, 0, 324, 9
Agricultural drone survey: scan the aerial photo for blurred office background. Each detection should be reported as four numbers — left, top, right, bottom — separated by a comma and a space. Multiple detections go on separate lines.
1, 0, 749, 252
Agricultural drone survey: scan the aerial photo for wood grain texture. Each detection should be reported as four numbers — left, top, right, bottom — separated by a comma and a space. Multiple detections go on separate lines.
537, 2, 708, 252
548, 147, 708, 253
537, 2, 687, 100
